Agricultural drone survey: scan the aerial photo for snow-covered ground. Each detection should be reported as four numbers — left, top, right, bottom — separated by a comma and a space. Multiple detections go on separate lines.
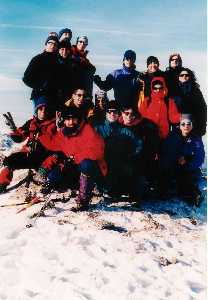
0, 134, 207, 300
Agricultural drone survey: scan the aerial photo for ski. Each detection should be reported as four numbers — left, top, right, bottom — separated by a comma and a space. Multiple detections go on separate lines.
16, 194, 43, 214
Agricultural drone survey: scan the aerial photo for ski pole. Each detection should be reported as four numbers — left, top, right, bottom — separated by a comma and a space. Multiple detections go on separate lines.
26, 194, 52, 228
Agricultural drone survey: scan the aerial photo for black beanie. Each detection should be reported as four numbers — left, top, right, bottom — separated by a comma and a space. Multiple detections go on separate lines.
61, 106, 82, 120
45, 35, 59, 45
147, 56, 159, 66
123, 50, 136, 62
106, 100, 119, 111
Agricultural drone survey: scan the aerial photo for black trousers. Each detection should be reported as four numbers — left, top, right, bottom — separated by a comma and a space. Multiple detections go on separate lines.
3, 150, 50, 170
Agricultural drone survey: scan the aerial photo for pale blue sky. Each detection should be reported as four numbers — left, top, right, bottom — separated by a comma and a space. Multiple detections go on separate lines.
0, 0, 206, 127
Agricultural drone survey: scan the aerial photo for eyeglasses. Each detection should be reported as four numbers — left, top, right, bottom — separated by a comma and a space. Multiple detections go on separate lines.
75, 93, 85, 97
179, 73, 189, 77
153, 86, 163, 91
122, 111, 134, 117
107, 109, 119, 114
180, 122, 192, 127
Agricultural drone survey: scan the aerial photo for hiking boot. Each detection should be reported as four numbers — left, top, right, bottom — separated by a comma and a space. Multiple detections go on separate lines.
40, 181, 53, 195
74, 173, 94, 211
71, 202, 89, 212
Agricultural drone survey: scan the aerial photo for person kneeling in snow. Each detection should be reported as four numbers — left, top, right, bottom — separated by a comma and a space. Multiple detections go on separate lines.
158, 114, 205, 205
0, 96, 57, 193
38, 106, 107, 211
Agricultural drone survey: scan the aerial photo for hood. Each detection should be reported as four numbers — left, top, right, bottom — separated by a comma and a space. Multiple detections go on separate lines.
151, 76, 168, 97
169, 53, 182, 68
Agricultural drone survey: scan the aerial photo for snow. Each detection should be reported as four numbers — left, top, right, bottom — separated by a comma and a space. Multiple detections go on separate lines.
0, 137, 207, 300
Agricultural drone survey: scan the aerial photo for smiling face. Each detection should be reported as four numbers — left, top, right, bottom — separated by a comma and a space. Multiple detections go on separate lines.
170, 55, 180, 69
106, 109, 119, 123
180, 120, 193, 136
64, 117, 79, 128
179, 71, 190, 83
59, 47, 71, 59
76, 40, 87, 51
123, 58, 135, 68
45, 40, 58, 53
37, 105, 47, 120
121, 108, 135, 125
72, 89, 85, 107
96, 97, 106, 110
147, 61, 159, 73
60, 32, 72, 42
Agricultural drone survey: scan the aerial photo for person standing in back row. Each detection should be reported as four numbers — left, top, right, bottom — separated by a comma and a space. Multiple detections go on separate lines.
94, 50, 142, 109
139, 56, 167, 97
173, 68, 207, 136
165, 53, 183, 97
23, 35, 60, 116
71, 36, 96, 99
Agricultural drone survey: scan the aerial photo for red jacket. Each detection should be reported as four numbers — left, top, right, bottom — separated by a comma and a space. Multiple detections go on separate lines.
10, 117, 56, 153
40, 122, 107, 176
139, 77, 180, 138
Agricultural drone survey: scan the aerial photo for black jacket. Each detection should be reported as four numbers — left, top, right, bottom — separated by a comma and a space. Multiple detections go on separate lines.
173, 83, 207, 136
23, 51, 60, 110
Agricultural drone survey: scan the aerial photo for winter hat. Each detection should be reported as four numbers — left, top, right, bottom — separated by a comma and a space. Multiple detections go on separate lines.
123, 50, 136, 62
45, 35, 59, 45
106, 100, 119, 111
58, 38, 71, 49
58, 28, 72, 40
48, 32, 58, 37
180, 114, 192, 123
169, 53, 182, 68
147, 56, 159, 66
33, 96, 48, 113
95, 89, 108, 99
152, 80, 164, 88
76, 36, 88, 45
61, 106, 82, 120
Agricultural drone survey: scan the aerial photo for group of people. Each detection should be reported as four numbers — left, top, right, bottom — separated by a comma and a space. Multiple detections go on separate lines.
0, 27, 206, 210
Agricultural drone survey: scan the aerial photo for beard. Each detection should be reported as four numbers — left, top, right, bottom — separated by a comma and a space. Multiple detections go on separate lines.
62, 124, 80, 136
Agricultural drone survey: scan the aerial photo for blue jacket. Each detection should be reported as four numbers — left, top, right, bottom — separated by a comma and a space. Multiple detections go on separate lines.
160, 129, 205, 171
95, 120, 143, 160
94, 66, 141, 108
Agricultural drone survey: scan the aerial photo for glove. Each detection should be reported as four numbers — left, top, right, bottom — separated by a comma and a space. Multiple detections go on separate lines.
88, 64, 96, 75
2, 112, 17, 131
93, 75, 101, 85
56, 111, 64, 128
38, 167, 48, 178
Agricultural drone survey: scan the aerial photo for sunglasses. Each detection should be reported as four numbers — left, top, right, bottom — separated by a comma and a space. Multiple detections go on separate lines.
153, 86, 163, 91
180, 122, 192, 127
75, 93, 85, 97
107, 109, 119, 114
179, 73, 189, 77
171, 58, 178, 61
78, 41, 86, 44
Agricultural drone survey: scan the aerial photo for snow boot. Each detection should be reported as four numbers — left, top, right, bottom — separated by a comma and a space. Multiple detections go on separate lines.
73, 173, 94, 211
